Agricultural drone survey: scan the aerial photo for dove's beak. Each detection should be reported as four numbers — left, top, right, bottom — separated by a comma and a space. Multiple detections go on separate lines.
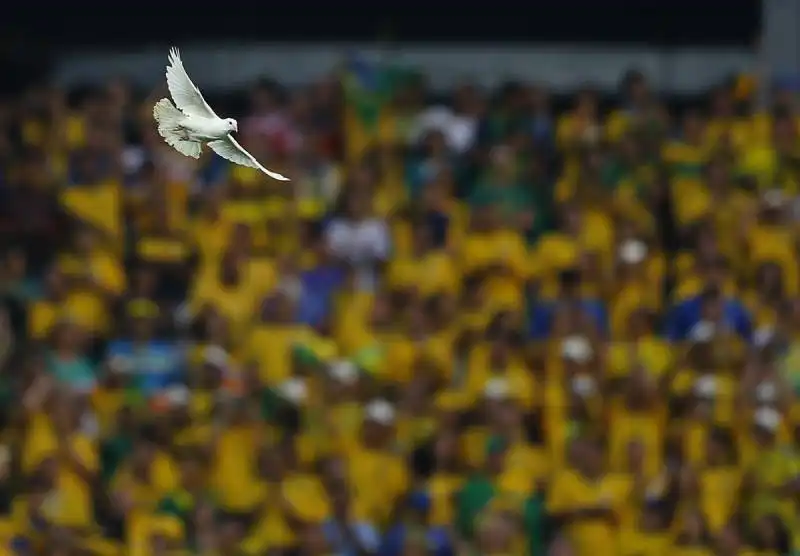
233, 122, 238, 132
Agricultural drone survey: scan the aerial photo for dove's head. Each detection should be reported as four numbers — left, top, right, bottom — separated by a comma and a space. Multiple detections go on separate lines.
224, 118, 238, 133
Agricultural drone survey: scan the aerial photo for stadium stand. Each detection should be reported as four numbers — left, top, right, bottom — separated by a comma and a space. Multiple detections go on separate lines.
0, 38, 799, 556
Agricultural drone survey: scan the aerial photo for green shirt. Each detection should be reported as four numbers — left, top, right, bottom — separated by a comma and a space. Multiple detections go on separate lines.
455, 474, 495, 540
100, 435, 133, 484
523, 492, 547, 556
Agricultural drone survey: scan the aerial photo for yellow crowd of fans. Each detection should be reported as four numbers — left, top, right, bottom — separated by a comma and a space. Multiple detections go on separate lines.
0, 69, 798, 556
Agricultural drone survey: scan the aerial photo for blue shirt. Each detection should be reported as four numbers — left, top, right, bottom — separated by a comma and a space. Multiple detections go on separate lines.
665, 296, 753, 342
528, 299, 609, 340
106, 340, 185, 394
296, 266, 346, 327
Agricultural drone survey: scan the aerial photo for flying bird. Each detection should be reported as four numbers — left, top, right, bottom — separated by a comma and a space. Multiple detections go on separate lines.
152, 47, 289, 181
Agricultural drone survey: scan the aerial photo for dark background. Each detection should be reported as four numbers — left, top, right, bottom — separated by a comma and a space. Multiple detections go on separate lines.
2, 1, 759, 47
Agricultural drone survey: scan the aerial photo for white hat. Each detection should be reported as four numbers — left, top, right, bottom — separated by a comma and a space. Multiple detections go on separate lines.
483, 377, 510, 400
754, 407, 781, 432
694, 375, 717, 398
329, 360, 358, 385
107, 355, 132, 374
561, 335, 593, 364
277, 277, 303, 301
204, 346, 229, 368
571, 374, 597, 397
164, 385, 190, 407
753, 327, 775, 349
278, 378, 308, 404
365, 399, 396, 425
689, 321, 716, 343
763, 189, 785, 208
755, 382, 778, 404
618, 239, 648, 265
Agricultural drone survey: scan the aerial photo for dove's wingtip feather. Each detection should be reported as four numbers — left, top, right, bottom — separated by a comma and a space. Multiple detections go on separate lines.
266, 170, 290, 181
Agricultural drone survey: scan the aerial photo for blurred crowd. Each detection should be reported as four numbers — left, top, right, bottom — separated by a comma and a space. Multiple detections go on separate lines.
0, 57, 799, 556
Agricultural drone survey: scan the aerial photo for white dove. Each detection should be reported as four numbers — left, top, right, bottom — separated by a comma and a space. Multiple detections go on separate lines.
152, 47, 289, 181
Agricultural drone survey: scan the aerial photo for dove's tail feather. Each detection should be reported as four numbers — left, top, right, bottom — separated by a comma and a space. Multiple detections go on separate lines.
153, 98, 202, 159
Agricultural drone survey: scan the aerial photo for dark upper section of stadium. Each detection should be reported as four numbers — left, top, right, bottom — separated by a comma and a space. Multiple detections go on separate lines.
4, 1, 759, 47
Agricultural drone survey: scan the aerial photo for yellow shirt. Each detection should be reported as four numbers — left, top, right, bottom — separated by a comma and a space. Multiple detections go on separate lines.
60, 179, 123, 244
699, 466, 740, 533
190, 215, 232, 268
28, 299, 59, 340
748, 225, 799, 296
608, 408, 663, 479
190, 271, 260, 339
748, 446, 800, 525
547, 470, 628, 556
387, 250, 458, 297
606, 337, 673, 380
461, 229, 528, 310
348, 446, 408, 524
670, 546, 713, 556
246, 324, 305, 385
58, 251, 126, 333
619, 528, 671, 556
211, 426, 263, 512
465, 358, 536, 409
135, 234, 191, 266
23, 415, 98, 529
242, 476, 328, 553
428, 473, 463, 526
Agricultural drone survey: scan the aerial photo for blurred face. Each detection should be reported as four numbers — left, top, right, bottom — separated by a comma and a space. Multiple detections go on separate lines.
346, 188, 370, 219
705, 434, 726, 465
131, 317, 154, 341
575, 91, 597, 119
679, 511, 704, 541
629, 77, 649, 105
75, 229, 96, 254
132, 441, 155, 471
625, 441, 645, 472
434, 431, 458, 468
706, 160, 729, 191
683, 112, 704, 143
712, 88, 734, 118
218, 253, 241, 285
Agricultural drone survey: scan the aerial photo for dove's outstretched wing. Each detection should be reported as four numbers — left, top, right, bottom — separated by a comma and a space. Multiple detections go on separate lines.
166, 47, 217, 119
208, 135, 290, 181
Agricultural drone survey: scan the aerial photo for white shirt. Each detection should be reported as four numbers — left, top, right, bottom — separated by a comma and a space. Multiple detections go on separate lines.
325, 217, 390, 290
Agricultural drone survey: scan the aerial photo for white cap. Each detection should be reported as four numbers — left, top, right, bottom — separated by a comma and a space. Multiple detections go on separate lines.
763, 189, 785, 208
753, 327, 775, 349
561, 335, 593, 364
278, 378, 307, 404
204, 346, 229, 368
164, 385, 190, 407
277, 277, 303, 301
365, 399, 396, 425
571, 374, 597, 397
618, 239, 648, 265
694, 375, 717, 398
483, 377, 510, 400
754, 407, 781, 432
107, 355, 132, 374
755, 381, 778, 404
689, 321, 716, 343
329, 360, 358, 385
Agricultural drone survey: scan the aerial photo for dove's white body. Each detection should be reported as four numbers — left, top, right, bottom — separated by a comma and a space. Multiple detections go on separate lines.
153, 48, 289, 181
177, 115, 230, 142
